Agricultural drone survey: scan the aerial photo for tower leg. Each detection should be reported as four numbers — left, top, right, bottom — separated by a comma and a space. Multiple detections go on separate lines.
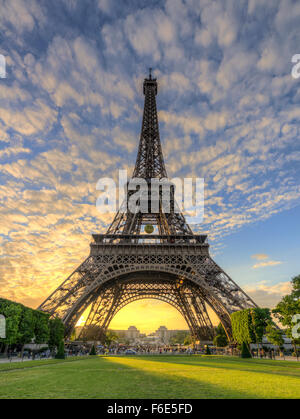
79, 284, 123, 342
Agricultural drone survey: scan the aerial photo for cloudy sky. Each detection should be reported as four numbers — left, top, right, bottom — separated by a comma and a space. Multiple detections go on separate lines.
0, 0, 299, 332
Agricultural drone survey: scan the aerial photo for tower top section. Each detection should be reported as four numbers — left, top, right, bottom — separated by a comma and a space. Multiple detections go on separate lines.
107, 71, 193, 237
143, 68, 157, 95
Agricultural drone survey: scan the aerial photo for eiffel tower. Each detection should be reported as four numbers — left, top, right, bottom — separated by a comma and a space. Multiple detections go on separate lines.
39, 70, 257, 342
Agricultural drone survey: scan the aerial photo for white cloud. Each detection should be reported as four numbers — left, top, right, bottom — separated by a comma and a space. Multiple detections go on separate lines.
97, 0, 111, 13
0, 0, 45, 34
0, 147, 30, 159
196, 2, 238, 48
252, 260, 282, 269
245, 280, 292, 308
217, 50, 258, 90
112, 127, 137, 153
0, 99, 57, 136
252, 253, 268, 261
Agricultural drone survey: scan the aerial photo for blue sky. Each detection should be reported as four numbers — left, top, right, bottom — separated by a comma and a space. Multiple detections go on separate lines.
0, 0, 300, 320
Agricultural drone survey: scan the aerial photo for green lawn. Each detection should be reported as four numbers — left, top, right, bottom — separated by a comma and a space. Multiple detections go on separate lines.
0, 355, 299, 399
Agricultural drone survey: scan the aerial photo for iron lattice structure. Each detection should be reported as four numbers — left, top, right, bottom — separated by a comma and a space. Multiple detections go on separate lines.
39, 72, 257, 341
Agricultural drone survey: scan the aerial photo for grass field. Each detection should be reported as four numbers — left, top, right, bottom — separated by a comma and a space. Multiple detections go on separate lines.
0, 355, 299, 399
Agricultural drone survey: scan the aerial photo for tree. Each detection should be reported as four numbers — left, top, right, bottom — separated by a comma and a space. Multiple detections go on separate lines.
104, 331, 118, 347
273, 275, 300, 356
213, 323, 228, 347
0, 298, 62, 356
231, 308, 271, 347
250, 308, 271, 348
18, 307, 35, 355
215, 323, 226, 337
231, 309, 255, 345
213, 334, 228, 347
0, 298, 23, 353
169, 331, 190, 345
183, 334, 193, 346
241, 341, 252, 358
34, 311, 50, 344
265, 322, 284, 351
48, 318, 65, 354
55, 340, 65, 359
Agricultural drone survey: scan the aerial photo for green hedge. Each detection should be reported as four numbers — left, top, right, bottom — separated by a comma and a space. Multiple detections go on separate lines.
0, 298, 64, 349
231, 308, 271, 345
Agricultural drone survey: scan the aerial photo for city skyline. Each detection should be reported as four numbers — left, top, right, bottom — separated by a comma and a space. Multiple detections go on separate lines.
0, 0, 300, 333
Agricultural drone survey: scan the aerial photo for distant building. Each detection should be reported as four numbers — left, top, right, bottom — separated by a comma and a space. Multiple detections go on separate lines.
127, 326, 140, 340
104, 325, 190, 345
155, 326, 169, 343
110, 326, 141, 342
155, 326, 189, 344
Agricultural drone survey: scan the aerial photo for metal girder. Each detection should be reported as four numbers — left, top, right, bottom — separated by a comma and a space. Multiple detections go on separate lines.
39, 242, 257, 340
78, 274, 216, 342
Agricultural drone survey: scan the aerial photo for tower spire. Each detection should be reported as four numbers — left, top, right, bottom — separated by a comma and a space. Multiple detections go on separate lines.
133, 70, 167, 179
107, 72, 192, 237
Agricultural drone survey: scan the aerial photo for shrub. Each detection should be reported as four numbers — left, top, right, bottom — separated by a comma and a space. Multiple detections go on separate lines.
205, 346, 211, 355
241, 342, 252, 358
90, 345, 96, 356
55, 340, 65, 359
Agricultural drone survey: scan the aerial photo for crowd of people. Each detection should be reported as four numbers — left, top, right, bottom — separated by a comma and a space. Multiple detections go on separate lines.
1, 344, 297, 363
250, 347, 297, 360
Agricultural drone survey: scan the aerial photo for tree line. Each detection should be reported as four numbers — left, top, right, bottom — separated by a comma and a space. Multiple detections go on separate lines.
230, 275, 300, 357
0, 298, 65, 355
1, 275, 298, 357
